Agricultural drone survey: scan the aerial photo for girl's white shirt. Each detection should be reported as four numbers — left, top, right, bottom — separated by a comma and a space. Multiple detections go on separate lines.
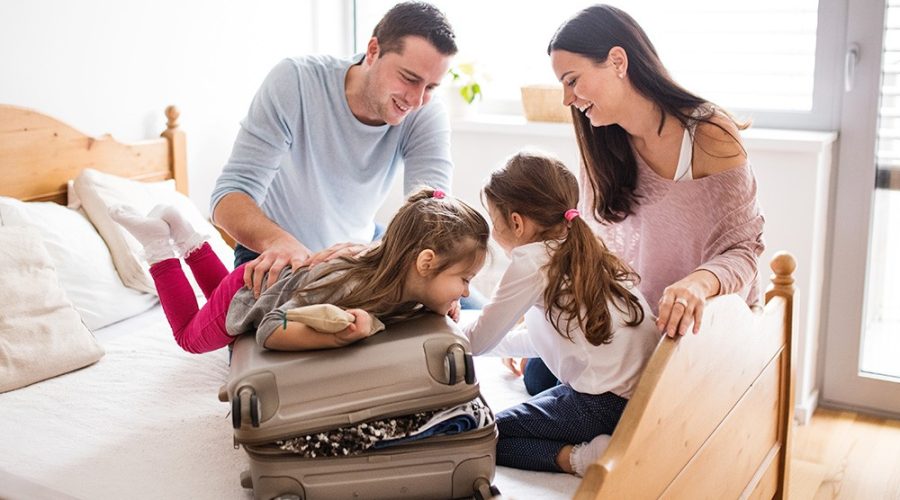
462, 241, 660, 398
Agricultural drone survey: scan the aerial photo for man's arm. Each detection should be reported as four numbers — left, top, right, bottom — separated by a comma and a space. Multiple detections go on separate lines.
210, 59, 312, 297
213, 192, 311, 297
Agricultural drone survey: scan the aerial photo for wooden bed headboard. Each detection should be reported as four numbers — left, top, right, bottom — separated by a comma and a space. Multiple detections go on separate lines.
0, 104, 188, 204
578, 253, 796, 499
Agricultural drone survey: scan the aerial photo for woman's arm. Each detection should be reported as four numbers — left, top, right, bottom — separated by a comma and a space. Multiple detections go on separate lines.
657, 156, 765, 337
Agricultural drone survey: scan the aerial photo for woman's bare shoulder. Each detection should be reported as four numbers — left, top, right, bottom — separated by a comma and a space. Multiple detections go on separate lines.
692, 112, 748, 177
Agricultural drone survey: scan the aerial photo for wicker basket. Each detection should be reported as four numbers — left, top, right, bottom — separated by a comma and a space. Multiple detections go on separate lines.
520, 84, 572, 123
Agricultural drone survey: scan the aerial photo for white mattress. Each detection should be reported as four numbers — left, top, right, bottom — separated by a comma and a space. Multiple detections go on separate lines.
0, 307, 578, 499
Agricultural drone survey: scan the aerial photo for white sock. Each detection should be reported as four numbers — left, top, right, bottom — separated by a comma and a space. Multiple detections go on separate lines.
570, 434, 611, 477
109, 205, 176, 264
151, 205, 207, 257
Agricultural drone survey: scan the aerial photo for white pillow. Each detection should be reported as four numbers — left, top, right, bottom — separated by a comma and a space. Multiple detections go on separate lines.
0, 197, 158, 330
0, 226, 105, 393
71, 169, 235, 295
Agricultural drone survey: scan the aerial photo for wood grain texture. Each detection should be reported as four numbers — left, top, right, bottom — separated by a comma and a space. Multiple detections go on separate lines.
792, 409, 900, 499
576, 253, 796, 500
0, 104, 185, 204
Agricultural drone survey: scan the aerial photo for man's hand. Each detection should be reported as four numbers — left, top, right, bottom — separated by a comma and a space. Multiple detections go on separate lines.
332, 309, 375, 346
304, 242, 369, 267
243, 237, 311, 298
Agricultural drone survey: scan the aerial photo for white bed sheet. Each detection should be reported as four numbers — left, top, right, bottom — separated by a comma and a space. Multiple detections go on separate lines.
0, 306, 577, 499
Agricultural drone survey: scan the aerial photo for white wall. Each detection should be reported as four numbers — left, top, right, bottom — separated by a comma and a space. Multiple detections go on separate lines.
0, 0, 324, 213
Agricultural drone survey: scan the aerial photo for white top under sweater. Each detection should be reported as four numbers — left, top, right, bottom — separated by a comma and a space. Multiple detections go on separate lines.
673, 126, 694, 182
462, 242, 660, 398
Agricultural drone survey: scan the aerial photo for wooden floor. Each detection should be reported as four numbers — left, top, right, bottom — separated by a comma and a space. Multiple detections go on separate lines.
790, 408, 900, 499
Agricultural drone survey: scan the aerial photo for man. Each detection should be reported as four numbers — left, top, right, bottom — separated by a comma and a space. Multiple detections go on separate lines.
211, 2, 457, 298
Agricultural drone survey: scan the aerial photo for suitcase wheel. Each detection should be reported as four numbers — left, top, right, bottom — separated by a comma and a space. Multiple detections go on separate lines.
464, 352, 476, 385
250, 393, 260, 427
232, 387, 260, 429
473, 478, 501, 500
446, 350, 458, 385
240, 470, 253, 489
232, 397, 241, 429
445, 344, 476, 385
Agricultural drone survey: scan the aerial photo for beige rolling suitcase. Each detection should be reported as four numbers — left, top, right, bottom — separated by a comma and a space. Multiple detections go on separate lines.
221, 314, 500, 500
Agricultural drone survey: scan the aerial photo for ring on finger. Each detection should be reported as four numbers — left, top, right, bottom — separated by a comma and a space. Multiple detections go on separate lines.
674, 297, 688, 307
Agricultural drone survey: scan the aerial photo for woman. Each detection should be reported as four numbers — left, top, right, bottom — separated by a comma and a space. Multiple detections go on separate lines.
516, 4, 765, 394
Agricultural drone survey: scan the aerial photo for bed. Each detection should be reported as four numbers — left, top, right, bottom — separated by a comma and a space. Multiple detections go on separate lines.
0, 105, 795, 499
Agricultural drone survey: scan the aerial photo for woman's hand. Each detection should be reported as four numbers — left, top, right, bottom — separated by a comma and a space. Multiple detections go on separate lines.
332, 308, 375, 346
656, 270, 720, 337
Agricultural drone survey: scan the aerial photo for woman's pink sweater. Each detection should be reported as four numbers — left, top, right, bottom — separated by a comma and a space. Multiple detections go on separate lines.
581, 155, 765, 315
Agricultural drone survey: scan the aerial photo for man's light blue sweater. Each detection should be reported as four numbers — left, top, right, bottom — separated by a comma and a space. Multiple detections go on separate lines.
211, 55, 453, 252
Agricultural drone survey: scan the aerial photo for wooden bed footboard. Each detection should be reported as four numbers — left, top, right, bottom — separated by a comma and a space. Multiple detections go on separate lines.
577, 252, 796, 499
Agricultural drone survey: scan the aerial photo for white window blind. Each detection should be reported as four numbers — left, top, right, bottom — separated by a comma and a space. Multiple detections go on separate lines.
354, 0, 819, 115
877, 0, 900, 189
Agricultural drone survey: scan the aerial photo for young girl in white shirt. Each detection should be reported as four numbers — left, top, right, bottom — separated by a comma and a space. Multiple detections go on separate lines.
463, 152, 659, 476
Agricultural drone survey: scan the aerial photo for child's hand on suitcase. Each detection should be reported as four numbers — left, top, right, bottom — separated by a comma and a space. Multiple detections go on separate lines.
447, 300, 461, 322
332, 309, 375, 346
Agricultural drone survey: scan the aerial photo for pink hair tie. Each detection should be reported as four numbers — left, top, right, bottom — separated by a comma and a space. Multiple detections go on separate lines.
564, 209, 580, 222
432, 189, 446, 200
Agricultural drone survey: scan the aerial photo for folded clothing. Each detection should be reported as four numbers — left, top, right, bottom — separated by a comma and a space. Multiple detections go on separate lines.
276, 396, 493, 458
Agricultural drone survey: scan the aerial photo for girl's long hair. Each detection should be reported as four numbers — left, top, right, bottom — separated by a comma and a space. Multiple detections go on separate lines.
548, 4, 747, 222
294, 188, 489, 320
484, 152, 643, 345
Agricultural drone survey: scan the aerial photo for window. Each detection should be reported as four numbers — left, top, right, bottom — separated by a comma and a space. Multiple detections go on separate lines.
878, 0, 900, 184
354, 0, 828, 129
863, 0, 900, 379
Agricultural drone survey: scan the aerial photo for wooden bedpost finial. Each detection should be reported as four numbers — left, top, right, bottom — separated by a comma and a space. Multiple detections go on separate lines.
165, 105, 180, 131
769, 251, 796, 294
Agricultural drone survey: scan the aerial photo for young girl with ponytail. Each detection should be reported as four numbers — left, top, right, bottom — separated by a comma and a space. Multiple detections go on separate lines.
463, 152, 658, 477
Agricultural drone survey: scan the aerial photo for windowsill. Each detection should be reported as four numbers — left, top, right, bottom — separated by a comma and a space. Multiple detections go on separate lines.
451, 113, 838, 153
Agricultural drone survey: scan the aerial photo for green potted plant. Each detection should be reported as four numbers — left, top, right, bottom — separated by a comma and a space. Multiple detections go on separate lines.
449, 63, 483, 104
445, 62, 483, 118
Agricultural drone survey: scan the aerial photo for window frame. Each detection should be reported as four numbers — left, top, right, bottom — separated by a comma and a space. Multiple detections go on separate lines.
349, 0, 846, 132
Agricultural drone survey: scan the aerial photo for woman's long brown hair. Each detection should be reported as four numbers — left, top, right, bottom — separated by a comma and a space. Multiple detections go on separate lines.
548, 4, 748, 223
294, 188, 489, 320
483, 152, 644, 345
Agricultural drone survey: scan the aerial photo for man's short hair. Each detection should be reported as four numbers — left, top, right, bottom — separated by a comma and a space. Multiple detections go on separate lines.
371, 2, 457, 57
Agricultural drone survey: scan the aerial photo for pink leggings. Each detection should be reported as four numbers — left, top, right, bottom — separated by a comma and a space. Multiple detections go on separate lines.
149, 243, 246, 353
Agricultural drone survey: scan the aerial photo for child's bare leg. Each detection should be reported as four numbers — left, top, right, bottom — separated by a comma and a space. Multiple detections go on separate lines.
556, 444, 575, 473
